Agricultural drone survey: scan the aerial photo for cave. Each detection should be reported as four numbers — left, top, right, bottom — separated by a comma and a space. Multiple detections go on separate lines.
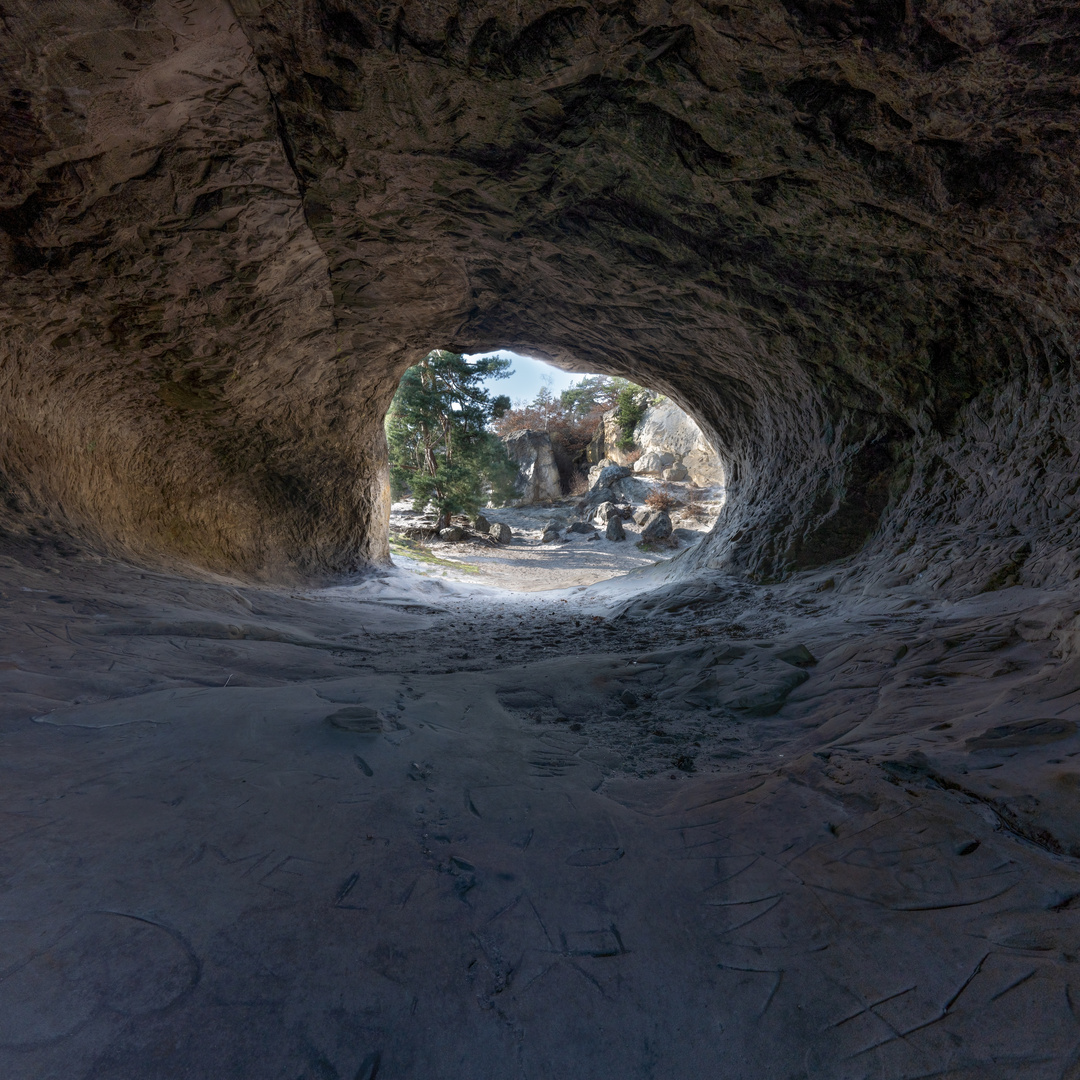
1, 1, 1079, 1075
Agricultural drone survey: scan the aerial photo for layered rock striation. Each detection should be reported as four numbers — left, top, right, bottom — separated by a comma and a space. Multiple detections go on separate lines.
1, 1, 1078, 587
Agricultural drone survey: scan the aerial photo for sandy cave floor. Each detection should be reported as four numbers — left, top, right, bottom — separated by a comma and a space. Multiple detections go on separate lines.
1, 539, 1080, 1077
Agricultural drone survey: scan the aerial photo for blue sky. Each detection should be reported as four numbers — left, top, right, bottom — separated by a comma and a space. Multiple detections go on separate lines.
465, 351, 591, 407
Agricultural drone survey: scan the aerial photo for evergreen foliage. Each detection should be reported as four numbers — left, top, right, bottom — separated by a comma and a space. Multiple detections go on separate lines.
385, 350, 517, 522
614, 385, 651, 449
558, 375, 624, 419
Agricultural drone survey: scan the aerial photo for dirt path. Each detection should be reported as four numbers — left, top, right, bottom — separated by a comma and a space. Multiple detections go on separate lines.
389, 487, 724, 591
392, 527, 676, 590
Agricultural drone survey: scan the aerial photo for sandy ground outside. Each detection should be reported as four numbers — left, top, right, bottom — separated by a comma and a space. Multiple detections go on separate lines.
389, 483, 726, 591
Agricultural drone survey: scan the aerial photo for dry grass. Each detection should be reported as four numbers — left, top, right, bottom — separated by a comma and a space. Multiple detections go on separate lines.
624, 448, 642, 464
389, 535, 479, 572
683, 500, 707, 521
645, 484, 681, 513
636, 536, 680, 553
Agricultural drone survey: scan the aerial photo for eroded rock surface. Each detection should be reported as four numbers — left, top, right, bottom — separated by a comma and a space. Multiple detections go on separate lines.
1, 1, 1077, 587
0, 543, 1078, 1077
3, 5, 1080, 1073
503, 428, 562, 504
634, 397, 725, 486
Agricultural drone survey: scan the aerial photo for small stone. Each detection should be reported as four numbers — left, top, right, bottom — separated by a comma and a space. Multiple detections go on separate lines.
473, 513, 490, 533
489, 522, 512, 543
633, 507, 652, 526
541, 524, 561, 543
593, 501, 618, 523
605, 515, 626, 541
620, 689, 638, 706
567, 520, 594, 534
437, 526, 464, 542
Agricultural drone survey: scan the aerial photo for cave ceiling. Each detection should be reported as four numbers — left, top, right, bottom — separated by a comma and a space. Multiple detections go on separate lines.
0, 0, 1077, 584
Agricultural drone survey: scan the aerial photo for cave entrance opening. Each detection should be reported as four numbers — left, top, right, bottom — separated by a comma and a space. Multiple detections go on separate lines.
383, 351, 726, 592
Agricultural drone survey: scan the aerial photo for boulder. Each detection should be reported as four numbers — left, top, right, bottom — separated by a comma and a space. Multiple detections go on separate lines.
605, 515, 626, 541
587, 458, 616, 485
633, 507, 652, 526
590, 463, 631, 491
580, 486, 615, 513
489, 522, 512, 544
503, 429, 562, 504
683, 446, 725, 488
633, 450, 675, 475
585, 426, 606, 465
635, 400, 701, 457
611, 476, 653, 504
662, 463, 688, 482
437, 526, 464, 542
640, 511, 673, 543
541, 523, 561, 543
593, 501, 619, 524
473, 513, 490, 533
567, 521, 594, 534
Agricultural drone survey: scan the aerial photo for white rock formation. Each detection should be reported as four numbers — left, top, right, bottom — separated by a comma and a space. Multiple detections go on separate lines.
586, 412, 637, 467
632, 450, 676, 475
588, 400, 724, 487
633, 399, 725, 486
503, 429, 562, 504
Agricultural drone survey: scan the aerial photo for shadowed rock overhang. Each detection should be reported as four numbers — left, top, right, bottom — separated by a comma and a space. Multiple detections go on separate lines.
0, 0, 1077, 588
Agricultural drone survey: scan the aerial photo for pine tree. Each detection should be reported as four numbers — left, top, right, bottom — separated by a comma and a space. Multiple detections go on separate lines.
558, 375, 626, 420
385, 350, 518, 526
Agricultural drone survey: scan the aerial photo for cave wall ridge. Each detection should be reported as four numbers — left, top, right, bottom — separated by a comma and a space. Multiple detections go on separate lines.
0, 0, 1077, 587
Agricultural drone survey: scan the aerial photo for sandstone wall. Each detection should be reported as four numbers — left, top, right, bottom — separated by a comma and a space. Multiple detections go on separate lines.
1, 1, 1077, 588
503, 429, 561, 505
633, 399, 725, 486
586, 409, 637, 469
